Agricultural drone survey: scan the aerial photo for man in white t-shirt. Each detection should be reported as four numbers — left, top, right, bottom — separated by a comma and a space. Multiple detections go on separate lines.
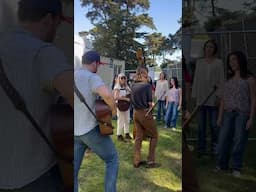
0, 0, 73, 191
74, 51, 118, 192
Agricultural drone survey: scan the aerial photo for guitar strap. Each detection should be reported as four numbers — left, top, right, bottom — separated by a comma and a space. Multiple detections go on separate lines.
74, 82, 113, 128
0, 49, 71, 163
74, 83, 97, 120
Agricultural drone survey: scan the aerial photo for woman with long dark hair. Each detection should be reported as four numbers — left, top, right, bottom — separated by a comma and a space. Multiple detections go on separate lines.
165, 77, 182, 129
216, 51, 255, 177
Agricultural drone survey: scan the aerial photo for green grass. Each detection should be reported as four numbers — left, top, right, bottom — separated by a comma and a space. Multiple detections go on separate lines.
186, 117, 256, 192
78, 120, 182, 192
187, 141, 256, 192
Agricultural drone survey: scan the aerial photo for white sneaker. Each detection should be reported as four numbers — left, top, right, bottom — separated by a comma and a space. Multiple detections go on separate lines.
171, 127, 176, 131
214, 166, 221, 172
232, 170, 241, 177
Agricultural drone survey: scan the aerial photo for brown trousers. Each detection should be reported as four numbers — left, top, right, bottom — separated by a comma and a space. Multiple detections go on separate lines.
133, 110, 158, 165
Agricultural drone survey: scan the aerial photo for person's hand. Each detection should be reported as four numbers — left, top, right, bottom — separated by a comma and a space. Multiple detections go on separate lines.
217, 117, 222, 127
178, 105, 181, 111
112, 108, 117, 117
246, 119, 253, 130
184, 110, 191, 120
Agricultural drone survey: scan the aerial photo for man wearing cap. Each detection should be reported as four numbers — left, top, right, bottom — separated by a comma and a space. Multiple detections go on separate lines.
74, 51, 118, 192
0, 0, 73, 191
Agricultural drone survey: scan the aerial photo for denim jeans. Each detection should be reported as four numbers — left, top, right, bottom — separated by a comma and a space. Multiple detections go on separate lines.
0, 165, 63, 192
197, 105, 218, 154
165, 102, 179, 128
217, 111, 249, 171
74, 126, 119, 192
157, 100, 166, 121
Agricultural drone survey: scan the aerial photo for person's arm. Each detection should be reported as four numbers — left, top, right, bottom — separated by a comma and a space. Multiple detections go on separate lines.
147, 84, 153, 108
217, 98, 224, 127
53, 70, 74, 109
246, 77, 256, 130
191, 60, 200, 99
155, 80, 159, 99
96, 85, 117, 116
165, 95, 168, 108
178, 88, 182, 111
38, 46, 74, 108
113, 88, 120, 101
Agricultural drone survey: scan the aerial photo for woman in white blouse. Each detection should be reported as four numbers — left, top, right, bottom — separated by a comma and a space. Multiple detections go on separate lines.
113, 73, 132, 141
192, 39, 224, 157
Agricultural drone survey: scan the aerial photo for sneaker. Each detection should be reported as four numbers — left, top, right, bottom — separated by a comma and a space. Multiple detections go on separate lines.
117, 135, 126, 142
171, 127, 176, 131
164, 125, 167, 128
125, 133, 132, 140
232, 170, 241, 177
214, 166, 221, 172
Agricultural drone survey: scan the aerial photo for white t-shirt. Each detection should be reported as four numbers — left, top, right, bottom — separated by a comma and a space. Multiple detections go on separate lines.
155, 80, 169, 100
0, 29, 72, 189
74, 68, 105, 136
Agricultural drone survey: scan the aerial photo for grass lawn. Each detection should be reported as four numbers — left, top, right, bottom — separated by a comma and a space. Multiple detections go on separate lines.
186, 117, 256, 192
78, 120, 182, 192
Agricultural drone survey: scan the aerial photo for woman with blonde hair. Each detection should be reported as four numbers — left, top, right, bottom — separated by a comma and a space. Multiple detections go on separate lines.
113, 73, 132, 141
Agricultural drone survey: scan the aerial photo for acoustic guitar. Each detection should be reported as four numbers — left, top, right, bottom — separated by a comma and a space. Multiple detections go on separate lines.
95, 99, 114, 135
49, 103, 74, 192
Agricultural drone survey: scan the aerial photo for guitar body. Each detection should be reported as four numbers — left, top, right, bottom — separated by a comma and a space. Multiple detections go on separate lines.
95, 99, 114, 135
49, 104, 74, 192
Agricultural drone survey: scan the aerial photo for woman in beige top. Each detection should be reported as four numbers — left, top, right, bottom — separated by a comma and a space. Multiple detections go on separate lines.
192, 39, 224, 157
155, 71, 169, 121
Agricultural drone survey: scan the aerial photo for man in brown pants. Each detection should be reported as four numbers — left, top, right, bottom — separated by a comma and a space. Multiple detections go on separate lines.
130, 65, 161, 168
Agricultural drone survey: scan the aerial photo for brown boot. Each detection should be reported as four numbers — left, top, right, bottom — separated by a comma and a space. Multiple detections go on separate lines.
125, 133, 132, 140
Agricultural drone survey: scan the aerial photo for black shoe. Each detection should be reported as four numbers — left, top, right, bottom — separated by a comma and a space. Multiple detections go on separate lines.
145, 162, 161, 169
117, 135, 126, 142
125, 133, 132, 140
133, 160, 147, 168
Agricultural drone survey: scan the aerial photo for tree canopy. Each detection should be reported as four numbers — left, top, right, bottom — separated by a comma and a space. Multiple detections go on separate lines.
80, 0, 180, 69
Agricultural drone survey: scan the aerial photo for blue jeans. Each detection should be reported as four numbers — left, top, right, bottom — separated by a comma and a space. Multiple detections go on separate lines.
74, 126, 119, 192
197, 106, 218, 154
217, 111, 249, 171
157, 100, 166, 121
165, 102, 179, 128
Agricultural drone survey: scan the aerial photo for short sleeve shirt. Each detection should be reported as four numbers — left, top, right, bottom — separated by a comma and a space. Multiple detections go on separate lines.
74, 67, 105, 136
0, 29, 72, 189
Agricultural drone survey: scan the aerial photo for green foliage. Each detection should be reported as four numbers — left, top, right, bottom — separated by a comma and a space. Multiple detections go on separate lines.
80, 0, 156, 68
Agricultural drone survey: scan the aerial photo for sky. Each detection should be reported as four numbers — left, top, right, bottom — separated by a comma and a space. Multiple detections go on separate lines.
74, 0, 181, 37
74, 0, 182, 61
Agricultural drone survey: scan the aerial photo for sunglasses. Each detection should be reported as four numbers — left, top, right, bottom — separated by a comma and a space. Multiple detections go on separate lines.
120, 77, 126, 80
